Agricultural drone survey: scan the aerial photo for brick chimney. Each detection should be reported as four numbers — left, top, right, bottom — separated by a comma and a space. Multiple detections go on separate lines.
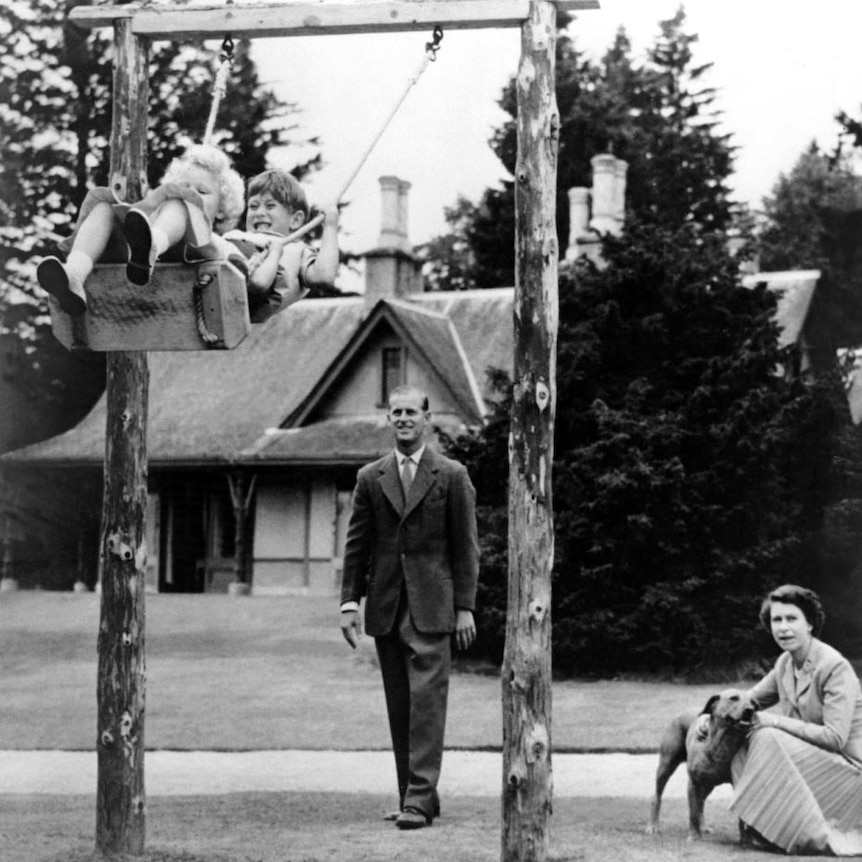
364, 175, 422, 304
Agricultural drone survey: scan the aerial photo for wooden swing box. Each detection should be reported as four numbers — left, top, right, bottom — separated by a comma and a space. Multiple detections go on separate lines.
83, 1, 598, 857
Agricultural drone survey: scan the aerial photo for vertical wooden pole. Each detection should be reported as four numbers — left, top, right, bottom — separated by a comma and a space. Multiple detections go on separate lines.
502, 0, 558, 860
96, 19, 150, 856
227, 471, 257, 592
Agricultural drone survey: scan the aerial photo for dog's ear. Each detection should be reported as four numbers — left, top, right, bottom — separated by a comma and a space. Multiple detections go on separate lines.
700, 694, 720, 716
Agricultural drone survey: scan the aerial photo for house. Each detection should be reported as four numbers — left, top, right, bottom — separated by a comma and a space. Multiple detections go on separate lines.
1, 168, 834, 594
0, 176, 514, 594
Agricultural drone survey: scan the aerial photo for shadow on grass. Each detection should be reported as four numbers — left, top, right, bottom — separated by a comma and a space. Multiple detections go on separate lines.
2, 792, 808, 862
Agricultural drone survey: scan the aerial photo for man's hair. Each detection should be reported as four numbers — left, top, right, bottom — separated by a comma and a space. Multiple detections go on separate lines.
759, 584, 825, 637
161, 144, 245, 233
247, 169, 310, 219
388, 384, 429, 412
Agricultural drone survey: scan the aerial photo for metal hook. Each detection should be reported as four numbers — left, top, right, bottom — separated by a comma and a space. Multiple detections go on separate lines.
219, 34, 235, 65
425, 25, 444, 61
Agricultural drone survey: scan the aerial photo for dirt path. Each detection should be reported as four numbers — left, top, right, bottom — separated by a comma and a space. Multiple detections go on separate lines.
0, 749, 728, 801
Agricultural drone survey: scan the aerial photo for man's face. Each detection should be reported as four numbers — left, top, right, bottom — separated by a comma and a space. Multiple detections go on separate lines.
387, 390, 429, 454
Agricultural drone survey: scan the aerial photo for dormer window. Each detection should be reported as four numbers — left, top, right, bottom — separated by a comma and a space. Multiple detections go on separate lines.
381, 346, 404, 405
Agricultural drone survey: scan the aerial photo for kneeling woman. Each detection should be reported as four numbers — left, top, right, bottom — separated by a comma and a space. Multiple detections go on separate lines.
731, 584, 862, 855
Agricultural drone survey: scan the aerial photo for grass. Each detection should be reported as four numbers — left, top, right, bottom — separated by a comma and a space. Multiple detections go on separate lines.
1, 793, 812, 862
1, 591, 828, 861
1, 591, 743, 751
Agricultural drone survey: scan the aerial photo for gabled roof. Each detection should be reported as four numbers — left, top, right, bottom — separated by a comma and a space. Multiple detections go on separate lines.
742, 270, 820, 348
4, 289, 514, 467
240, 418, 394, 465
287, 299, 485, 427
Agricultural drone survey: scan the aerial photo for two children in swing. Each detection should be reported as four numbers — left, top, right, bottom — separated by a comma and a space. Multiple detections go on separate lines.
37, 144, 339, 322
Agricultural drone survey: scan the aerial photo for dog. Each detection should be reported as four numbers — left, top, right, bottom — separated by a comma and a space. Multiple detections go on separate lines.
645, 688, 754, 840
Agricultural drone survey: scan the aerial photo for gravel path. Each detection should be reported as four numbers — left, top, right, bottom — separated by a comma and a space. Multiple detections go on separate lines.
0, 749, 731, 800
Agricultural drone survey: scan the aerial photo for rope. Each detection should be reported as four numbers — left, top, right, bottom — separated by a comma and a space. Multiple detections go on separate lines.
194, 28, 442, 343
203, 36, 234, 147
276, 27, 445, 247
193, 272, 226, 348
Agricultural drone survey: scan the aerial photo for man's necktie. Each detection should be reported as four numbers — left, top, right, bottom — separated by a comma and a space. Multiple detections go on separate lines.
401, 457, 414, 496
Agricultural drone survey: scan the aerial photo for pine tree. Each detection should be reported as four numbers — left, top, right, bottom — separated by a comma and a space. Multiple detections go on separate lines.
758, 142, 862, 273
438, 11, 855, 675
418, 9, 738, 290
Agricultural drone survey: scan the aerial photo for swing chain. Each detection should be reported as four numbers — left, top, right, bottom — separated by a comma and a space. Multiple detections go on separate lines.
425, 25, 444, 61
219, 34, 235, 66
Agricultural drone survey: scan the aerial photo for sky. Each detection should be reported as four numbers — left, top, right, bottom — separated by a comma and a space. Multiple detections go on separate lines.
248, 0, 862, 258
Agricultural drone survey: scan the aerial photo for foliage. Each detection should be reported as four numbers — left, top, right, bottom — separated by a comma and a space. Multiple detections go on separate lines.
757, 142, 862, 274
418, 9, 739, 290
449, 221, 850, 676
0, 0, 319, 444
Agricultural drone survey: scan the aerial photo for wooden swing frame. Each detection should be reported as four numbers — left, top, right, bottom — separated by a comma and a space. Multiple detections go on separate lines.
76, 1, 599, 859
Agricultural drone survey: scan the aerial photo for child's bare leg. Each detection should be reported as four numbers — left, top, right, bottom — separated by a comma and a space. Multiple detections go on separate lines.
37, 201, 114, 316
125, 199, 190, 285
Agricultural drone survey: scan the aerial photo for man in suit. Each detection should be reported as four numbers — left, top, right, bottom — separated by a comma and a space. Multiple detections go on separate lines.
340, 384, 479, 830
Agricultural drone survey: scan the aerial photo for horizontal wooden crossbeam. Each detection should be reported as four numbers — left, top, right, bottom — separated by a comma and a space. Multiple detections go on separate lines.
69, 0, 600, 40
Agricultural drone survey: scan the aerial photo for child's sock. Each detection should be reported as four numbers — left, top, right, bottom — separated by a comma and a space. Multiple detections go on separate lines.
64, 250, 95, 283
150, 226, 171, 257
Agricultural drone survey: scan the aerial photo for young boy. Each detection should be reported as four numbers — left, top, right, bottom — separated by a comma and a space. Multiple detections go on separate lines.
224, 169, 339, 323
37, 144, 245, 315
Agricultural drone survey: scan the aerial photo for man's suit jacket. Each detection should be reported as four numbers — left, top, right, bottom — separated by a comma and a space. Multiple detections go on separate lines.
748, 637, 862, 767
340, 446, 479, 637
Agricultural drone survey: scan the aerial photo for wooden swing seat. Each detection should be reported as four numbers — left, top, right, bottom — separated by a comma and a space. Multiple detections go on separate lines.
49, 260, 250, 352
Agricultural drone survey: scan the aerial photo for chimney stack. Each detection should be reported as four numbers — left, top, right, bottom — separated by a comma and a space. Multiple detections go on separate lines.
563, 155, 628, 266
364, 175, 421, 304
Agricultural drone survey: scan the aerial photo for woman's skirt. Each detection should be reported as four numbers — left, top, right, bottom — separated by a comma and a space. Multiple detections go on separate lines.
730, 727, 862, 855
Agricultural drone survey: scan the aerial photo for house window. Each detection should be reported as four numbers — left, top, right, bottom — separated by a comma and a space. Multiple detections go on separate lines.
381, 347, 404, 405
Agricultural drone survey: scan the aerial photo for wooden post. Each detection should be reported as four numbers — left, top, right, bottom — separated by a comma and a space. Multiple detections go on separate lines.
227, 471, 257, 593
96, 19, 150, 855
502, 0, 558, 860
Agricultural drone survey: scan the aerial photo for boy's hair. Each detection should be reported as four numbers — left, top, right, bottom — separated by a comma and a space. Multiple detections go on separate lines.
247, 169, 310, 219
162, 144, 245, 233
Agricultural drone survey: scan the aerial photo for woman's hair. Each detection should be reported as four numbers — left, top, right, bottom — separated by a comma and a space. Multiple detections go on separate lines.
161, 144, 245, 232
247, 169, 310, 219
759, 584, 825, 636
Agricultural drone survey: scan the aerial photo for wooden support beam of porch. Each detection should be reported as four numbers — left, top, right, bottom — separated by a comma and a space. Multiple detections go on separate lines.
68, 0, 600, 40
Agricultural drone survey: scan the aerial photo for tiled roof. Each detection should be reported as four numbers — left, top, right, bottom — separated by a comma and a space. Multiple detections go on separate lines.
742, 270, 820, 348
240, 419, 395, 464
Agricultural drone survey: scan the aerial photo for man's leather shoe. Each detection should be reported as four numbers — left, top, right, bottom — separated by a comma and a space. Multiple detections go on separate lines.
395, 807, 430, 829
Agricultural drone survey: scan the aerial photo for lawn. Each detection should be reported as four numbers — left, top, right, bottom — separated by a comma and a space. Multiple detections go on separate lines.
1, 591, 814, 862
0, 591, 740, 751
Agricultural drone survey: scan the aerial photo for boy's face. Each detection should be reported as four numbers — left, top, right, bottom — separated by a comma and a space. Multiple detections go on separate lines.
174, 164, 222, 225
246, 191, 305, 235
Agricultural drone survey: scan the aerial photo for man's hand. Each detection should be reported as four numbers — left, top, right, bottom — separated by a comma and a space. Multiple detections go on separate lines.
454, 609, 476, 652
341, 609, 363, 649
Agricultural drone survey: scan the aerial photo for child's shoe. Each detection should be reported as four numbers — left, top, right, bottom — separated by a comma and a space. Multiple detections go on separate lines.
124, 208, 157, 285
36, 256, 87, 316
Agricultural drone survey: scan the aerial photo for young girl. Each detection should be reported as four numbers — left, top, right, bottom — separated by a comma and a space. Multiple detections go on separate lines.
37, 144, 245, 315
